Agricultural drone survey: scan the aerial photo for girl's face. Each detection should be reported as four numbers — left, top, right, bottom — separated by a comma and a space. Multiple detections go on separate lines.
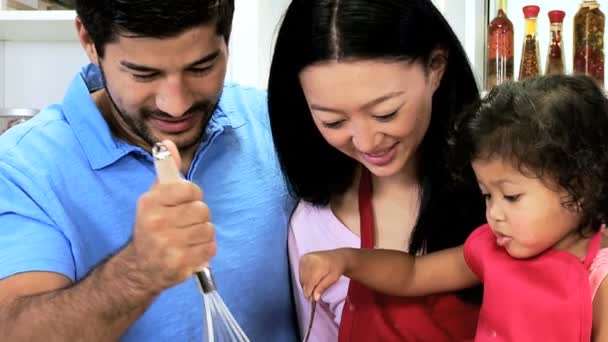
298, 57, 445, 178
472, 158, 583, 259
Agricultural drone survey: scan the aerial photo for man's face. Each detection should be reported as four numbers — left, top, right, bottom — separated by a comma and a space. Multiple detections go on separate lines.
82, 22, 228, 151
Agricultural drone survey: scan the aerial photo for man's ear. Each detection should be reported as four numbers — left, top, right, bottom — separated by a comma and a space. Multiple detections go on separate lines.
76, 16, 100, 65
428, 48, 448, 92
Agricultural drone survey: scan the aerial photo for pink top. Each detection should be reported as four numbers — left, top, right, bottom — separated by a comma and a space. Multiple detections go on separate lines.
288, 201, 359, 341
590, 244, 608, 299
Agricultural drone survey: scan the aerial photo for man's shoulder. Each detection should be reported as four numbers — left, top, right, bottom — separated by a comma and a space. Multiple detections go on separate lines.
0, 104, 80, 171
219, 83, 268, 125
222, 82, 267, 103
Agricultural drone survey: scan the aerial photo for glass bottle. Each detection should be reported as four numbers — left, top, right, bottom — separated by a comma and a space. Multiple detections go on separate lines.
486, 0, 514, 90
546, 10, 566, 75
573, 0, 605, 86
519, 5, 541, 80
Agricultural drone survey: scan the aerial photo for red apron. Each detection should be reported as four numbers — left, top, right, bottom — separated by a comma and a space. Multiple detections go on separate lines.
464, 224, 600, 341
338, 170, 479, 342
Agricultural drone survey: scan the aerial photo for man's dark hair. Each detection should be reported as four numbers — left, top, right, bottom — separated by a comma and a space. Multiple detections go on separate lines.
76, 0, 235, 57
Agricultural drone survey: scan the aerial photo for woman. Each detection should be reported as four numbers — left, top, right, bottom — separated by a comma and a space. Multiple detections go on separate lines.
268, 0, 485, 340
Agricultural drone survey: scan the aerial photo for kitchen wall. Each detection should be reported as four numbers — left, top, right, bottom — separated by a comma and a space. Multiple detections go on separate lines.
2, 41, 86, 109
1, 0, 489, 109
434, 0, 488, 87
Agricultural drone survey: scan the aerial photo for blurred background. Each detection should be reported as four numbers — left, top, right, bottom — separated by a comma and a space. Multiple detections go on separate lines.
0, 0, 603, 111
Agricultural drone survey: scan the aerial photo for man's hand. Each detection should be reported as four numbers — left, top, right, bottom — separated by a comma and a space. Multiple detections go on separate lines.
129, 139, 216, 294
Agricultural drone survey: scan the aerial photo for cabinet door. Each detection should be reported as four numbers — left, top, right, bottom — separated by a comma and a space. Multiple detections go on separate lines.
434, 0, 489, 89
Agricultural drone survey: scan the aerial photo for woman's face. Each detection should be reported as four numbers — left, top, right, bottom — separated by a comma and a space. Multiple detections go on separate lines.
299, 58, 445, 178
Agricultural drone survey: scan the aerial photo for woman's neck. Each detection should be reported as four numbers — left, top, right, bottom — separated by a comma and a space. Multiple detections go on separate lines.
370, 158, 420, 195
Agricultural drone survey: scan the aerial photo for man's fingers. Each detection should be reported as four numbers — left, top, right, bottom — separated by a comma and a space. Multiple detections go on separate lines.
160, 139, 182, 172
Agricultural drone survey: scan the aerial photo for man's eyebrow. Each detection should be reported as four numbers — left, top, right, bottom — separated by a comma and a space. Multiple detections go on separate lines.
120, 50, 221, 72
186, 50, 221, 67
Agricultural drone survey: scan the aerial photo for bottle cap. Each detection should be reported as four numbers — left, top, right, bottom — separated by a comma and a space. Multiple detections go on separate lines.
523, 5, 540, 18
548, 10, 566, 23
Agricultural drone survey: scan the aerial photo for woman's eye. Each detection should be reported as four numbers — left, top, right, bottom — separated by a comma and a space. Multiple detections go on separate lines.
322, 120, 345, 129
374, 111, 398, 121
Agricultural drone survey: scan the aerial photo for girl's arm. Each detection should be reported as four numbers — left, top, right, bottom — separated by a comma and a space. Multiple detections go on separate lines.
300, 245, 480, 300
592, 277, 608, 341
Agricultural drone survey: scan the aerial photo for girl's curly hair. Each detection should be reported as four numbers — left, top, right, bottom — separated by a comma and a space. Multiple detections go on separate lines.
450, 74, 608, 232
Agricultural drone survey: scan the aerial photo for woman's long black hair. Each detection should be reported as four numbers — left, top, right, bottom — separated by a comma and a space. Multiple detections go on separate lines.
268, 0, 485, 301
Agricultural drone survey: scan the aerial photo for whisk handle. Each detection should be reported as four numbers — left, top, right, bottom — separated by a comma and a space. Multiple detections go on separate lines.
153, 142, 214, 288
196, 267, 217, 293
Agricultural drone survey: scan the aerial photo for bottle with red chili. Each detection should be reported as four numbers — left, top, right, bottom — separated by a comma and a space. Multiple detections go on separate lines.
545, 10, 566, 75
574, 0, 604, 86
518, 5, 541, 80
486, 0, 514, 90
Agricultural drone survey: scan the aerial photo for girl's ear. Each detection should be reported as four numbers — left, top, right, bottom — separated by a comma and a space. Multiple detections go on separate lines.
428, 48, 448, 92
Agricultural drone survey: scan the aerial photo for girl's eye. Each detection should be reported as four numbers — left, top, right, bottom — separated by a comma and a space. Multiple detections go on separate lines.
374, 111, 398, 122
504, 194, 521, 202
322, 120, 345, 129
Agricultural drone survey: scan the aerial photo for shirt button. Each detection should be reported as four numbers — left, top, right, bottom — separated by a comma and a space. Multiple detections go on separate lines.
349, 303, 356, 311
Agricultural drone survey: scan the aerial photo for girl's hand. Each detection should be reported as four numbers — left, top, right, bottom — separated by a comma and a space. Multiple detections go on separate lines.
299, 249, 349, 301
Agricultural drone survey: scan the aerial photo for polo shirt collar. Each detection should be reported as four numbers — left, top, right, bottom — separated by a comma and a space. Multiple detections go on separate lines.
62, 64, 244, 170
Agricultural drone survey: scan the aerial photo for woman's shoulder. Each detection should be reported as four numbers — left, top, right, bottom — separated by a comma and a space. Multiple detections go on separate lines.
290, 201, 341, 235
289, 200, 359, 253
290, 201, 330, 226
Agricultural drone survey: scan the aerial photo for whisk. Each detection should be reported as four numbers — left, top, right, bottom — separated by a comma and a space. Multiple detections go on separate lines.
153, 142, 251, 342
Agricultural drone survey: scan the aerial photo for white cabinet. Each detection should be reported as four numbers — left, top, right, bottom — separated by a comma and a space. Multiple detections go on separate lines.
0, 10, 85, 109
434, 0, 489, 89
0, 0, 291, 108
0, 10, 76, 41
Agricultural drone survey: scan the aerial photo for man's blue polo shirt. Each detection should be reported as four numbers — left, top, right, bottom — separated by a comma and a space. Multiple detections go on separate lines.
0, 64, 297, 341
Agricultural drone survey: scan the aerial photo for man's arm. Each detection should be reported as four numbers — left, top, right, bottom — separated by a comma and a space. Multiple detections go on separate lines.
0, 244, 157, 341
0, 140, 215, 340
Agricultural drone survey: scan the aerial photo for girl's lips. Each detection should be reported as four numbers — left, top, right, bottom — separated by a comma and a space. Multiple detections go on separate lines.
494, 232, 513, 247
361, 143, 399, 166
151, 115, 197, 133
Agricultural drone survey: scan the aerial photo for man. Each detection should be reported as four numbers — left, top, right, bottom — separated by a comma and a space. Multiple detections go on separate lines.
0, 1, 297, 340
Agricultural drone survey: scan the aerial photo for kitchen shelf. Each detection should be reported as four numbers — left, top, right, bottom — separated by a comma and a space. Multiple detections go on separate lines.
0, 10, 77, 41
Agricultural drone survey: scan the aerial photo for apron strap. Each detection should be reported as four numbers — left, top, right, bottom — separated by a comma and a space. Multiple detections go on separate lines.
582, 226, 604, 268
358, 168, 374, 249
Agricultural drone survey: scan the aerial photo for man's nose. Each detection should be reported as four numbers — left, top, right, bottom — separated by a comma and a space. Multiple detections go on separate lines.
156, 76, 194, 117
